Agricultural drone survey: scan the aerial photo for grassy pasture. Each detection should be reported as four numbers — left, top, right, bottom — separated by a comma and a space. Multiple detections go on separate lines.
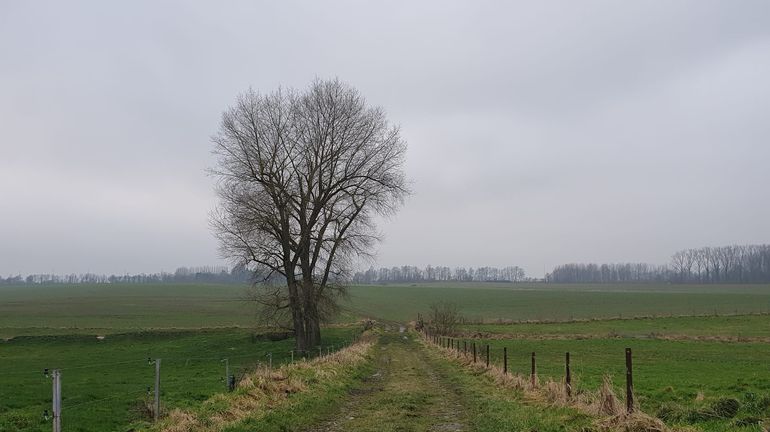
4, 282, 770, 431
4, 283, 770, 336
0, 328, 358, 432
450, 312, 770, 430
460, 314, 770, 339
346, 283, 770, 322
0, 284, 254, 336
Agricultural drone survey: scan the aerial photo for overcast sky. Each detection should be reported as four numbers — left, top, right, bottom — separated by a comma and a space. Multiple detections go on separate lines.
1, 1, 769, 277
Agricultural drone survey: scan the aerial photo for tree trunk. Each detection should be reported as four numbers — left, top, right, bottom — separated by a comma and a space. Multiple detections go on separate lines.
307, 305, 321, 347
287, 280, 308, 352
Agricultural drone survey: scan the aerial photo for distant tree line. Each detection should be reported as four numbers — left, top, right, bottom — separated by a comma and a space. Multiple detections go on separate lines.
546, 263, 670, 283
0, 265, 252, 285
352, 265, 527, 284
547, 244, 770, 284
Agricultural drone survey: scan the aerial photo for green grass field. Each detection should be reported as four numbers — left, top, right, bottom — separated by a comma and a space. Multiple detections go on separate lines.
346, 283, 770, 323
448, 313, 770, 430
460, 314, 770, 339
0, 284, 254, 336
0, 328, 358, 432
4, 283, 770, 337
4, 282, 770, 431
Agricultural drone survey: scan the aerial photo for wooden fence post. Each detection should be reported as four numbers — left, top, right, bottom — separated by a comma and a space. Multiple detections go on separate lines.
472, 342, 477, 363
463, 340, 467, 355
565, 352, 571, 399
626, 348, 634, 413
530, 352, 536, 388
485, 345, 490, 368
503, 347, 508, 374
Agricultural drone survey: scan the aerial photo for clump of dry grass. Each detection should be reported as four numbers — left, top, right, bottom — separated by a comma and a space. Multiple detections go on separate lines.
596, 412, 669, 432
161, 410, 201, 432
589, 376, 622, 416
152, 337, 374, 432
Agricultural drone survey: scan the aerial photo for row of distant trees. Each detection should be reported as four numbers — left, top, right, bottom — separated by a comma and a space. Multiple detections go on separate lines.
352, 265, 527, 283
0, 265, 251, 285
547, 244, 770, 284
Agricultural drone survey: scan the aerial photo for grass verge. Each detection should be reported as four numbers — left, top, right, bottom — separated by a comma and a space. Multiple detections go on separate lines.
147, 335, 376, 432
419, 332, 677, 432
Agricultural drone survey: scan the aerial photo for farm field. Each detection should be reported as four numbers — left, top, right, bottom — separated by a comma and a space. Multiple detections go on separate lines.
4, 283, 770, 336
0, 284, 254, 336
346, 283, 770, 322
460, 314, 770, 339
445, 313, 770, 431
0, 327, 358, 432
4, 282, 770, 431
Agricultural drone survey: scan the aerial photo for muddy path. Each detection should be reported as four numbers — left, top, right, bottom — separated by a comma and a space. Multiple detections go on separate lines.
307, 331, 468, 432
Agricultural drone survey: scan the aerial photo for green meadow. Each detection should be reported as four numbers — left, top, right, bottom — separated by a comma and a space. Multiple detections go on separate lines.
6, 283, 770, 337
3, 282, 770, 431
0, 328, 357, 432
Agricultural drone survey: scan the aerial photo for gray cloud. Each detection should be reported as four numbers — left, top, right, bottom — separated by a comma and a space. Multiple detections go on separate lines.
1, 1, 769, 276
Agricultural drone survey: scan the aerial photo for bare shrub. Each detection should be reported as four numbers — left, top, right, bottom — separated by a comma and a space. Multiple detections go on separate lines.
428, 302, 463, 335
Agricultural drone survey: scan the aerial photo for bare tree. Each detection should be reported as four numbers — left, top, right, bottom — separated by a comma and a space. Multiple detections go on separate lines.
211, 79, 409, 350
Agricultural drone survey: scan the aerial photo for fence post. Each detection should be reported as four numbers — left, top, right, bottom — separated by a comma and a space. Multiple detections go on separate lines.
52, 369, 61, 432
565, 352, 571, 399
503, 347, 508, 375
473, 342, 477, 363
154, 359, 161, 421
463, 340, 467, 355
222, 358, 231, 391
290, 350, 294, 363
228, 375, 236, 392
485, 345, 490, 368
626, 348, 634, 413
530, 352, 536, 388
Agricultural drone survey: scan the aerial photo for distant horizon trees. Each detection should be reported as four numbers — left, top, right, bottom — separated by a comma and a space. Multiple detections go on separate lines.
5, 244, 769, 286
352, 265, 527, 283
0, 265, 250, 286
547, 244, 770, 284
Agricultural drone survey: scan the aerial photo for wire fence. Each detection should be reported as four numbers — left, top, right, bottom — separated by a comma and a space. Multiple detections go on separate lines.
1, 332, 362, 432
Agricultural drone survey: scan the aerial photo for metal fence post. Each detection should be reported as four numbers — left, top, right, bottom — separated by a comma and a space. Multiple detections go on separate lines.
222, 358, 230, 391
565, 352, 571, 398
154, 359, 161, 421
52, 369, 61, 432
